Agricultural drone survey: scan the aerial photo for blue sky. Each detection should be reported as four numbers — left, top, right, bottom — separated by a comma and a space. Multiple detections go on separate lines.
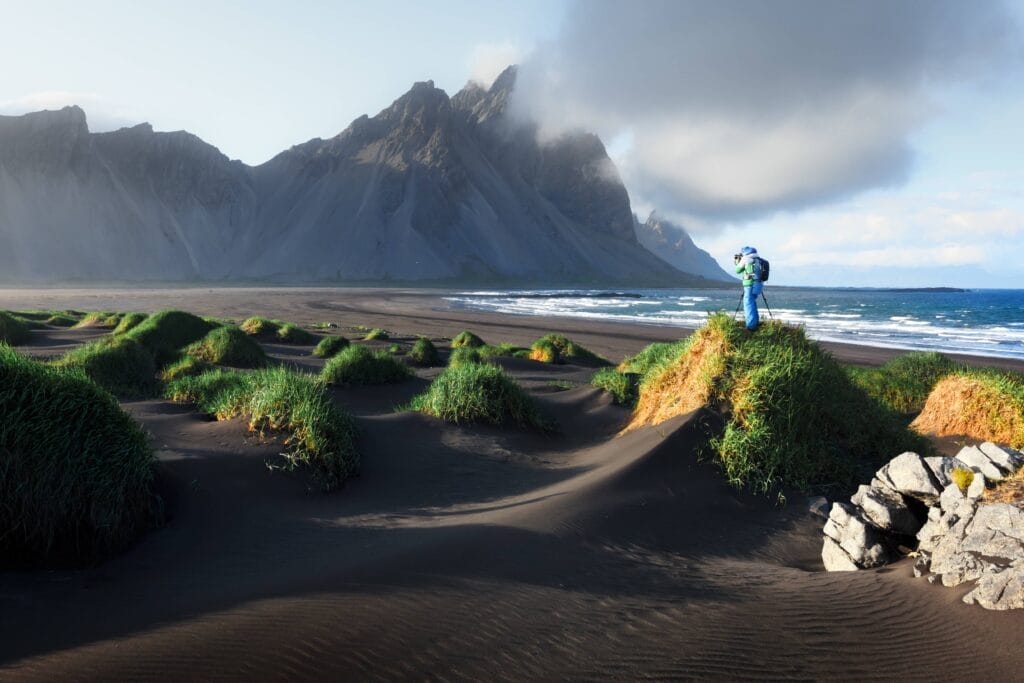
1, 0, 1022, 288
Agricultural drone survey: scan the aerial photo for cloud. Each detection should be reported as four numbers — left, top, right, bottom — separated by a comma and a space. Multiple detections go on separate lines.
511, 0, 1023, 222
468, 41, 525, 88
0, 91, 141, 132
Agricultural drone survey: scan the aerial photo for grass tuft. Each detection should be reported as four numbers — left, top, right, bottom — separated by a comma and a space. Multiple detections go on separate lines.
627, 313, 928, 495
409, 337, 440, 366
240, 317, 282, 337
591, 367, 639, 406
847, 352, 964, 414
320, 345, 411, 385
123, 309, 215, 365
951, 467, 974, 494
276, 323, 317, 345
160, 356, 211, 381
54, 336, 157, 397
44, 314, 78, 327
619, 339, 694, 381
448, 346, 484, 368
364, 327, 390, 341
313, 335, 351, 359
0, 311, 31, 345
185, 326, 267, 368
478, 343, 528, 360
408, 363, 545, 428
911, 369, 1024, 448
1, 345, 157, 565
113, 312, 147, 335
528, 334, 608, 366
165, 367, 358, 490
451, 330, 485, 348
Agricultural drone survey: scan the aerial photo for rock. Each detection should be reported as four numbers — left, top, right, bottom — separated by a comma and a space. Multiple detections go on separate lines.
807, 495, 830, 519
956, 445, 1006, 482
822, 503, 896, 569
979, 442, 1024, 473
875, 452, 942, 504
967, 471, 987, 499
963, 566, 1024, 610
958, 504, 1024, 565
822, 537, 859, 571
913, 555, 931, 578
851, 484, 921, 536
924, 456, 961, 489
939, 483, 967, 515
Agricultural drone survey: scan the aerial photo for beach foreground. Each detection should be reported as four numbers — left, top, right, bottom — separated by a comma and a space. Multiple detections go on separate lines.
2, 287, 1023, 680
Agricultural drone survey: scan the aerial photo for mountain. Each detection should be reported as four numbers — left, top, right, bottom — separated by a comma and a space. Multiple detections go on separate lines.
0, 67, 722, 285
633, 213, 733, 282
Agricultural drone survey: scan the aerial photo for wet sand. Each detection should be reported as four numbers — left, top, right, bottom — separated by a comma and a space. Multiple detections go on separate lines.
2, 287, 1023, 681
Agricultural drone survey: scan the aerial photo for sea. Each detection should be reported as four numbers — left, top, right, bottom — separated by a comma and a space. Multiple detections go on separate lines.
444, 287, 1024, 361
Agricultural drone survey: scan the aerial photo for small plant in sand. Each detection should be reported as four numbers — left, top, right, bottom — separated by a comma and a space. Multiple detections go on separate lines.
276, 323, 317, 345
165, 366, 359, 490
123, 309, 215, 365
409, 337, 440, 366
240, 316, 282, 337
160, 356, 212, 381
408, 363, 545, 428
185, 326, 267, 368
54, 336, 158, 397
74, 311, 123, 329
44, 313, 78, 327
451, 330, 485, 349
847, 352, 964, 415
911, 369, 1024, 449
529, 334, 608, 367
591, 367, 639, 406
951, 467, 975, 494
1, 344, 158, 566
0, 311, 31, 345
320, 344, 411, 385
364, 327, 390, 341
113, 312, 148, 335
312, 335, 351, 359
448, 346, 484, 368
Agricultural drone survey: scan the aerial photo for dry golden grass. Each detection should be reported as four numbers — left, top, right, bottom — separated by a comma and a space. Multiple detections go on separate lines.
622, 325, 730, 433
983, 467, 1024, 505
911, 375, 1024, 448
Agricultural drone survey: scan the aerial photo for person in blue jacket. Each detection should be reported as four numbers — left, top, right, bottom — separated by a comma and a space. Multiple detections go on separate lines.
734, 246, 764, 330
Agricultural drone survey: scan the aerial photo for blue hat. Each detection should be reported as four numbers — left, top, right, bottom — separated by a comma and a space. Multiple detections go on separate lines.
740, 246, 757, 255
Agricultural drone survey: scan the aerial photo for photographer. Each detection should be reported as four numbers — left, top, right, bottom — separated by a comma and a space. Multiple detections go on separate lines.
734, 246, 765, 331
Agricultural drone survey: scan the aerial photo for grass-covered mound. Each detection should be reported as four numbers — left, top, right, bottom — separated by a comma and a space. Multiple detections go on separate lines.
409, 337, 439, 366
409, 363, 544, 427
626, 313, 927, 494
618, 339, 693, 379
1, 345, 157, 565
54, 337, 157, 397
240, 316, 283, 337
165, 367, 358, 490
276, 323, 317, 344
0, 311, 31, 345
185, 326, 267, 368
364, 327, 390, 341
591, 367, 639, 406
44, 313, 78, 327
320, 345, 411, 385
160, 356, 211, 381
451, 330, 485, 348
113, 312, 147, 335
847, 352, 964, 414
123, 309, 215, 364
74, 311, 122, 329
313, 335, 350, 359
479, 343, 530, 360
448, 346, 483, 368
911, 370, 1024, 448
529, 334, 608, 366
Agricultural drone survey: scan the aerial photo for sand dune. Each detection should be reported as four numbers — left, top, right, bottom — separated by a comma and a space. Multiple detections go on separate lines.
2, 289, 1024, 680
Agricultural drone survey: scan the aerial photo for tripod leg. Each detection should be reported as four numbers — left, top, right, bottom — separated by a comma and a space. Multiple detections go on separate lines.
734, 292, 744, 320
761, 292, 774, 319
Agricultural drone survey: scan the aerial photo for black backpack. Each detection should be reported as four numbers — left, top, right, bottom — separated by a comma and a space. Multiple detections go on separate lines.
758, 257, 770, 282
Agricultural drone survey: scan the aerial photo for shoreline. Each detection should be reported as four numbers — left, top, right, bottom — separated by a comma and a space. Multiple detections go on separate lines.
1, 285, 1022, 371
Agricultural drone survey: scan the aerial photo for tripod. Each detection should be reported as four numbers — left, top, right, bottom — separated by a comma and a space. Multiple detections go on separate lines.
734, 289, 774, 321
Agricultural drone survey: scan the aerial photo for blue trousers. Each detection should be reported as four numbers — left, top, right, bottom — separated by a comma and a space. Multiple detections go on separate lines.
743, 282, 763, 330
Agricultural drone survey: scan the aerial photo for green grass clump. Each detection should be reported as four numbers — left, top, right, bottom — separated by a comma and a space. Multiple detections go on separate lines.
629, 313, 928, 495
54, 337, 157, 397
529, 334, 608, 366
364, 327, 390, 341
448, 346, 484, 368
74, 311, 121, 329
276, 323, 317, 344
165, 367, 358, 489
1, 345, 157, 565
113, 312, 147, 335
847, 352, 964, 414
320, 345, 411, 385
619, 339, 693, 381
160, 356, 211, 381
122, 309, 215, 365
451, 330, 485, 348
313, 335, 351, 359
386, 343, 402, 354
44, 314, 78, 327
591, 367, 639, 406
951, 467, 975, 494
240, 316, 282, 337
478, 343, 528, 359
408, 363, 544, 428
185, 326, 267, 368
409, 337, 440, 366
0, 311, 31, 345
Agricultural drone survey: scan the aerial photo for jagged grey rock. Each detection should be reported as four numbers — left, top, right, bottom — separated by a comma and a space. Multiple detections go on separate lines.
967, 470, 987, 499
821, 537, 859, 571
0, 68, 723, 286
979, 442, 1024, 473
851, 484, 919, 536
822, 502, 895, 569
807, 495, 830, 519
956, 445, 1007, 482
924, 456, 961, 489
875, 452, 942, 504
963, 566, 1024, 610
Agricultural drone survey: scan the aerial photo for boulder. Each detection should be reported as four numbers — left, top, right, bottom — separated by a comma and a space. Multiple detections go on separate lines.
958, 504, 1024, 565
979, 442, 1024, 473
851, 484, 920, 536
875, 452, 942, 504
923, 456, 961, 489
955, 445, 1006, 482
823, 502, 895, 569
822, 537, 859, 571
963, 566, 1024, 610
967, 471, 987, 499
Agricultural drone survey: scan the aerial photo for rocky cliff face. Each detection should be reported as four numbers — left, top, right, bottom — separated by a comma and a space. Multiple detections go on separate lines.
0, 68, 719, 285
634, 213, 732, 282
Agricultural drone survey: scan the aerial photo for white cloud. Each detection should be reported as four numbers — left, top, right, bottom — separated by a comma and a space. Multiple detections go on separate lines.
0, 91, 141, 132
468, 41, 524, 88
